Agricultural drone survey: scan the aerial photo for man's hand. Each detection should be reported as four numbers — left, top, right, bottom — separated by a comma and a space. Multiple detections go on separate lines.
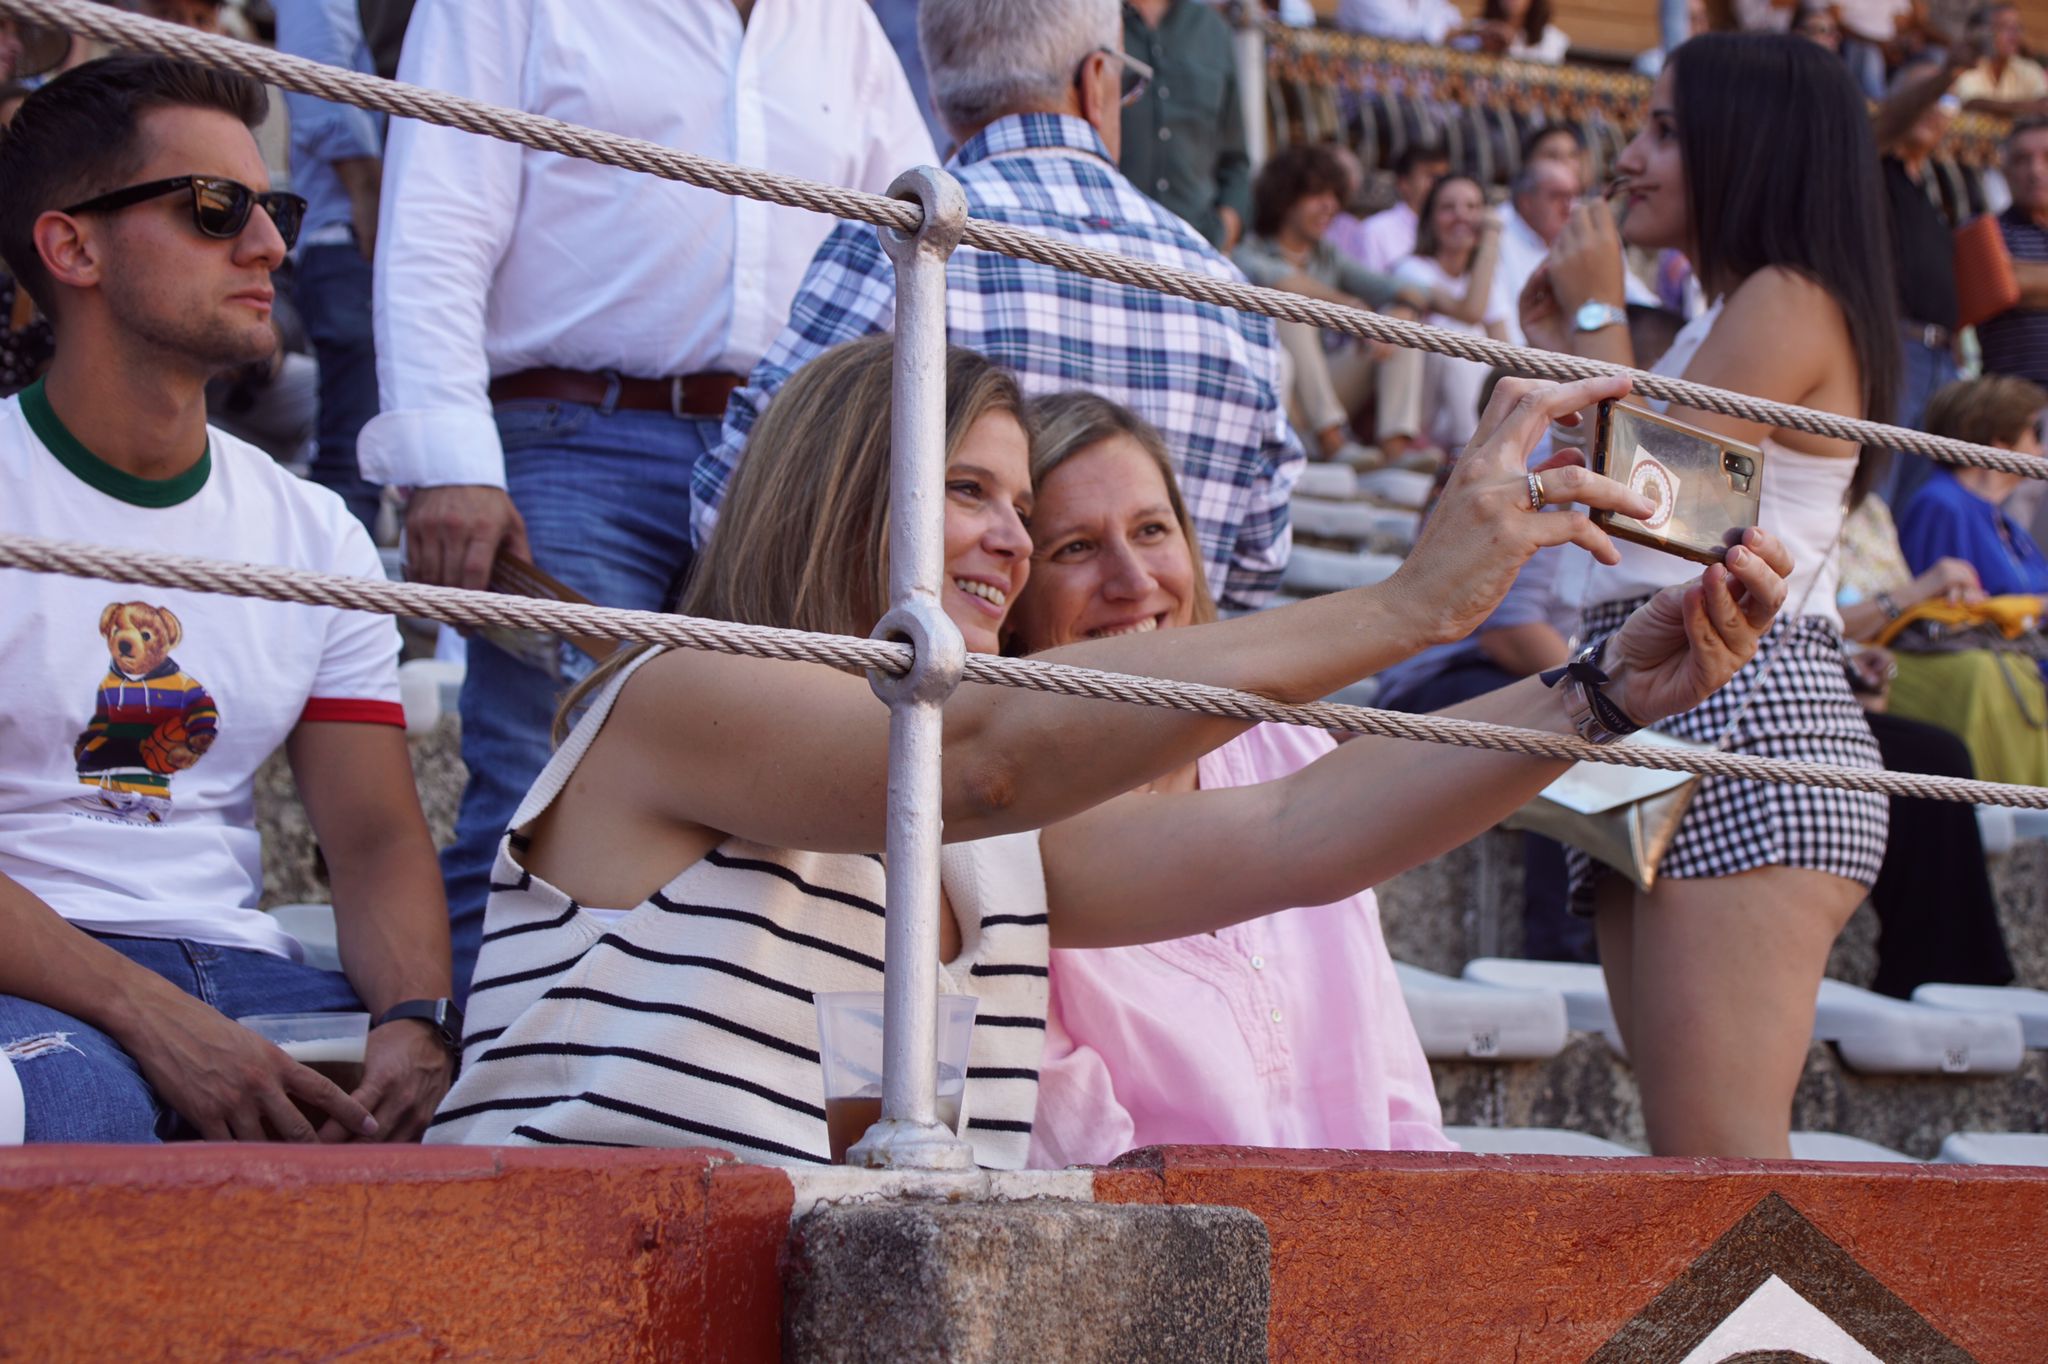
1605, 527, 1795, 727
125, 991, 380, 1142
315, 1020, 452, 1143
403, 484, 530, 590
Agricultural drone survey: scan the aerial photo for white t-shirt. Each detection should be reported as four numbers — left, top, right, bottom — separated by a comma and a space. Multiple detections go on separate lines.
1392, 253, 1513, 336
0, 382, 404, 958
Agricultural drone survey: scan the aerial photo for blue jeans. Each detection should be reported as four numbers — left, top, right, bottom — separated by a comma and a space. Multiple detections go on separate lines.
298, 241, 383, 532
0, 933, 361, 1143
441, 402, 712, 1002
1879, 337, 1960, 510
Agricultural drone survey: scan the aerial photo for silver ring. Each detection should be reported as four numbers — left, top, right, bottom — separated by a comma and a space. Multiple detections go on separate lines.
1526, 471, 1545, 512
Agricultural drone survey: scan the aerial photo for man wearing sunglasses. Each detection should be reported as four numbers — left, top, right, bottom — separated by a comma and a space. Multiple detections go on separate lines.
0, 57, 456, 1146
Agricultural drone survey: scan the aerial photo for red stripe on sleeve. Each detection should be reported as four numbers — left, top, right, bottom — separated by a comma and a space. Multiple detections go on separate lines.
298, 698, 406, 728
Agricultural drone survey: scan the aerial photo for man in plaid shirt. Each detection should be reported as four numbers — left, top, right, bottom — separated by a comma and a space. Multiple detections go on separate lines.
692, 0, 1302, 609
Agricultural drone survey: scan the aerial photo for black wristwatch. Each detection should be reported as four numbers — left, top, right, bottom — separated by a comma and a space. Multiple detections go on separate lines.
374, 998, 464, 1055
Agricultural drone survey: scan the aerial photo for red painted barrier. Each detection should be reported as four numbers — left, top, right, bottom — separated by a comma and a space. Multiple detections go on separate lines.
0, 1145, 790, 1362
1096, 1147, 2048, 1363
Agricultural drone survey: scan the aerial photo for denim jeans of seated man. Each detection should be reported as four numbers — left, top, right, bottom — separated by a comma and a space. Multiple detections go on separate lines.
439, 402, 712, 1005
0, 933, 363, 1143
1877, 337, 1961, 513
298, 241, 384, 533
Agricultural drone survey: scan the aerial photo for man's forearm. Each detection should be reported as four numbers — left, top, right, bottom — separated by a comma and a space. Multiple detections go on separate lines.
327, 835, 451, 1017
0, 872, 185, 1044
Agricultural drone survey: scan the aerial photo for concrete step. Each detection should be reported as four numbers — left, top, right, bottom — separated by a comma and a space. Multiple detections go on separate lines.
1393, 962, 1568, 1061
1289, 496, 1419, 549
1281, 545, 1404, 595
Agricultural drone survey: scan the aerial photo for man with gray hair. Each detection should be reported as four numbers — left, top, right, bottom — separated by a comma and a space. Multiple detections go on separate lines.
693, 0, 1304, 609
1496, 158, 1581, 346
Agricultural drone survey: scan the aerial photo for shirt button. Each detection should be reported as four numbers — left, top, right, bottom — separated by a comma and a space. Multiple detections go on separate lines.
1250, 955, 1265, 970
1156, 177, 1171, 192
1269, 1008, 1283, 1024
1159, 127, 1172, 141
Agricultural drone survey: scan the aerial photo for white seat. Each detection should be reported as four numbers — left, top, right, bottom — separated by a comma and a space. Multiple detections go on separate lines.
1392, 963, 1569, 1061
1912, 983, 2048, 1049
2012, 808, 2048, 843
398, 658, 466, 736
1787, 1131, 1917, 1163
1935, 1132, 2048, 1166
1289, 497, 1419, 547
1292, 462, 1359, 500
1446, 1125, 1637, 1157
1281, 545, 1404, 595
269, 903, 342, 973
1355, 467, 1435, 509
1461, 958, 1617, 1039
1815, 979, 2025, 1076
1976, 805, 2016, 857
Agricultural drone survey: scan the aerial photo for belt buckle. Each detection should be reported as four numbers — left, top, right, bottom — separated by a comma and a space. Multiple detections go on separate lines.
669, 375, 686, 420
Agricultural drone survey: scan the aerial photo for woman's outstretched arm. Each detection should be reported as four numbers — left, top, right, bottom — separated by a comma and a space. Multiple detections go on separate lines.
593, 376, 1658, 855
1040, 529, 1793, 947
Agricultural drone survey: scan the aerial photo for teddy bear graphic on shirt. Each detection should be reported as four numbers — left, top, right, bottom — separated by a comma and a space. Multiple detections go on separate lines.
72, 601, 220, 824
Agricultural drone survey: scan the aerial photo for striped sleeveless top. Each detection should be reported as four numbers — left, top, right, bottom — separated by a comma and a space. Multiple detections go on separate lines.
425, 650, 1051, 1167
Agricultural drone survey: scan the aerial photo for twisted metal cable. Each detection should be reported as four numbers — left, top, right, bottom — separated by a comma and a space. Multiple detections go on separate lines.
7, 0, 2046, 480
5, 532, 2044, 810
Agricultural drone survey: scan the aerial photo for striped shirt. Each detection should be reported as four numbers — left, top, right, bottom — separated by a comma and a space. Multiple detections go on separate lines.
691, 112, 1304, 610
427, 650, 1051, 1166
1979, 207, 2048, 389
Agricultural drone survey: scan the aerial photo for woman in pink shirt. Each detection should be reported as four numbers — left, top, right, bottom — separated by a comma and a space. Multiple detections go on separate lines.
1012, 393, 1458, 1164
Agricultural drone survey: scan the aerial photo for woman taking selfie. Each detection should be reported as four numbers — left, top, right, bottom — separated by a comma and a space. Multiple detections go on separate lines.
1521, 33, 1899, 1158
427, 334, 1791, 1165
1012, 394, 1452, 1161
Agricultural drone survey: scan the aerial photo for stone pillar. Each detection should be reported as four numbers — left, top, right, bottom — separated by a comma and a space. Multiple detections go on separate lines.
782, 1199, 1270, 1363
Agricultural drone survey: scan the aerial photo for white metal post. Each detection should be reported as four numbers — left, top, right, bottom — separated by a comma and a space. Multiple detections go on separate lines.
1231, 4, 1270, 169
847, 166, 975, 1171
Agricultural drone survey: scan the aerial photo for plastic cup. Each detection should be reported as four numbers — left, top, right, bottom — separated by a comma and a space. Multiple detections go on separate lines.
813, 991, 975, 1164
237, 1011, 370, 1096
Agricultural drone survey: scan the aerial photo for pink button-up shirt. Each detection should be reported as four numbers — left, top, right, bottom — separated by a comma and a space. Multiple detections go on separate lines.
1029, 724, 1455, 1167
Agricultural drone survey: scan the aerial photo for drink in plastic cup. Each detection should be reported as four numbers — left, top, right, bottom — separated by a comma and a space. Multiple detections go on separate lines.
238, 1011, 370, 1098
813, 991, 975, 1164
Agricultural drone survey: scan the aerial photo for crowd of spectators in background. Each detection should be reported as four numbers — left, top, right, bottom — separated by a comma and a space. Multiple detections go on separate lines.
0, 0, 2043, 1167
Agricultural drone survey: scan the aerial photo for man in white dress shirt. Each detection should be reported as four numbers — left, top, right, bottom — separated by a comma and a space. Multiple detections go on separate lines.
360, 0, 936, 999
1496, 158, 1580, 346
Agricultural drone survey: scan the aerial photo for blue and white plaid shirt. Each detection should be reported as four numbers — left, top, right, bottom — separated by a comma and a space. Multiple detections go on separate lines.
692, 113, 1303, 609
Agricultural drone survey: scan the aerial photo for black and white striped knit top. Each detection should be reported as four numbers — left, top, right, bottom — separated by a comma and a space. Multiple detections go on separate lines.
425, 650, 1051, 1167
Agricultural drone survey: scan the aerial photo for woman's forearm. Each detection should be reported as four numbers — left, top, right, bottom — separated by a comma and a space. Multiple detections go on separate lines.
1045, 675, 1582, 947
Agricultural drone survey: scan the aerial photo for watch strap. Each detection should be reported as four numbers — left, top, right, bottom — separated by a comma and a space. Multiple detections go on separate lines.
375, 998, 464, 1053
1542, 641, 1642, 745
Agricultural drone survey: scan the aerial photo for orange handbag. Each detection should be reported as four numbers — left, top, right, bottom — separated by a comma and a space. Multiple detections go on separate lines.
1955, 212, 2021, 331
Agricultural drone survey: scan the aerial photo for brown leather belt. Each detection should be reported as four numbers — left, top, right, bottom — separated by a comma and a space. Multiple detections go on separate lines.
487, 367, 744, 418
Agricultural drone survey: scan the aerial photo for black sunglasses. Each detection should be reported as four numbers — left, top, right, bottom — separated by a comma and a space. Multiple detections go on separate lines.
61, 175, 307, 249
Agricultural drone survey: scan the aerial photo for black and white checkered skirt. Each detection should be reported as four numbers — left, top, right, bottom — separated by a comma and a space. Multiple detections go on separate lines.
1565, 599, 1889, 913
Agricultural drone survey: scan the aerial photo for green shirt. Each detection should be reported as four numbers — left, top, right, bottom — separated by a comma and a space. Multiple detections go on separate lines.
1232, 235, 1407, 312
1120, 0, 1251, 249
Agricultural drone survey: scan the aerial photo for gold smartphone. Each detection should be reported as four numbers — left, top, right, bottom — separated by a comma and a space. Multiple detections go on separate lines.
1590, 400, 1765, 565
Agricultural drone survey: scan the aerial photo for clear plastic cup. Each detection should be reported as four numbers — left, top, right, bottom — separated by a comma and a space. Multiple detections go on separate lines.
237, 1011, 370, 1095
813, 991, 976, 1164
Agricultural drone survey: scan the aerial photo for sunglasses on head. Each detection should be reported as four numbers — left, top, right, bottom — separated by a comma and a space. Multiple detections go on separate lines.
61, 175, 307, 249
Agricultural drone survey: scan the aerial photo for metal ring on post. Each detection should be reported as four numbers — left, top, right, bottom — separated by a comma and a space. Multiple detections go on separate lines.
868, 599, 966, 710
879, 164, 969, 268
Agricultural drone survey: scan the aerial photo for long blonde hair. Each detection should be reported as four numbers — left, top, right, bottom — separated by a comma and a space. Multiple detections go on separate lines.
1018, 391, 1218, 636
555, 334, 1026, 740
